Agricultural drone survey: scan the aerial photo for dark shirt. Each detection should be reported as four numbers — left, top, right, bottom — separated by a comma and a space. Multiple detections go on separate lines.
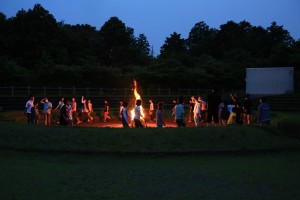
207, 92, 221, 112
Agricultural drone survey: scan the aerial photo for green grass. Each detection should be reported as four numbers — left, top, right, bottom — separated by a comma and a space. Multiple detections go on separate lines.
1, 150, 300, 200
0, 121, 300, 154
1, 111, 300, 199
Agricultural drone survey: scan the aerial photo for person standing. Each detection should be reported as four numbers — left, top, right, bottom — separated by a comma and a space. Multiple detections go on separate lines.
119, 101, 123, 121
70, 97, 81, 124
243, 94, 252, 125
175, 97, 186, 127
188, 98, 195, 123
87, 99, 93, 123
192, 96, 202, 127
121, 102, 129, 127
156, 102, 166, 128
200, 96, 207, 125
54, 97, 64, 110
59, 99, 69, 126
67, 100, 73, 126
25, 95, 35, 124
149, 99, 155, 122
134, 99, 144, 128
171, 99, 177, 122
40, 98, 52, 126
104, 100, 111, 122
81, 96, 89, 122
258, 97, 270, 125
207, 89, 221, 126
30, 101, 40, 125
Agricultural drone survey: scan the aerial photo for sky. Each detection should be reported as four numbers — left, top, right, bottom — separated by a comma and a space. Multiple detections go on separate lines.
0, 0, 300, 55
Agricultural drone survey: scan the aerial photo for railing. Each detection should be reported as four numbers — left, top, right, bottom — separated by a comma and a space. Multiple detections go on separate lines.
0, 86, 211, 97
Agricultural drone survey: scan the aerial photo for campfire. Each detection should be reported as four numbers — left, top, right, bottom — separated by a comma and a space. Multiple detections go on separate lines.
130, 79, 145, 120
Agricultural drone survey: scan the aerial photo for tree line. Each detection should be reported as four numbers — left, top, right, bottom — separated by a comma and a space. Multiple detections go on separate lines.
0, 4, 299, 90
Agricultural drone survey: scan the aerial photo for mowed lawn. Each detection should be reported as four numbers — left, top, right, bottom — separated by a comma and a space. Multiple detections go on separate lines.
1, 111, 300, 200
1, 150, 300, 200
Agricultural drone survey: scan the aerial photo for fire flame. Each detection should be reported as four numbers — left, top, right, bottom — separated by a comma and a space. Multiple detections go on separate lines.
131, 80, 144, 120
133, 79, 141, 100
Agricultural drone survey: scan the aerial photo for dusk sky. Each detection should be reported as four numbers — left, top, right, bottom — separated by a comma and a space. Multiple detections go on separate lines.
1, 0, 299, 55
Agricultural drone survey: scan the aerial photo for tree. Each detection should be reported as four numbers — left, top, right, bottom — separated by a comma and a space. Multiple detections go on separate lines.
267, 22, 294, 46
5, 4, 62, 69
187, 21, 217, 56
136, 33, 150, 56
160, 32, 187, 57
98, 17, 136, 66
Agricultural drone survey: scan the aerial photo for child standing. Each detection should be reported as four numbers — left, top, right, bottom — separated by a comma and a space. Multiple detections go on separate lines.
30, 101, 40, 125
156, 102, 166, 128
121, 102, 129, 128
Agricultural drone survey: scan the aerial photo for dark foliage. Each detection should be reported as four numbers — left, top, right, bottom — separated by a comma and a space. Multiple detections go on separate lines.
0, 4, 299, 89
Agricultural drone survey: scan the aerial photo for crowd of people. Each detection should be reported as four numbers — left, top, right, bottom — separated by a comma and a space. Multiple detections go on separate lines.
24, 90, 271, 128
169, 89, 271, 128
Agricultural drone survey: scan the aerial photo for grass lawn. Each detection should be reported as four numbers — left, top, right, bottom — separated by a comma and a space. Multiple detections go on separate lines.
0, 121, 300, 153
0, 111, 300, 199
1, 150, 300, 200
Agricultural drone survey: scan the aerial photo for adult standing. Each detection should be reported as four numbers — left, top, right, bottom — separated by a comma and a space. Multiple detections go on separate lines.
188, 98, 195, 123
175, 97, 186, 127
156, 102, 166, 128
59, 99, 69, 126
70, 97, 81, 124
40, 98, 52, 126
258, 97, 270, 125
134, 99, 144, 128
192, 96, 202, 127
25, 95, 35, 124
149, 99, 155, 122
30, 101, 40, 125
121, 102, 129, 127
104, 100, 111, 122
54, 97, 65, 110
243, 94, 252, 125
81, 96, 89, 122
207, 89, 221, 126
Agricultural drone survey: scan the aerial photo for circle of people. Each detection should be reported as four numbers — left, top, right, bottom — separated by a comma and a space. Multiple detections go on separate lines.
25, 90, 271, 128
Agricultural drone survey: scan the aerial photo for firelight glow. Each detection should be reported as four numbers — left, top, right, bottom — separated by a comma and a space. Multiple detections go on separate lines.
131, 80, 144, 120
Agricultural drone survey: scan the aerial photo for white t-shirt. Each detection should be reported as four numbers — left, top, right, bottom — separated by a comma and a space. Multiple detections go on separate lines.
25, 100, 34, 113
134, 106, 141, 120
193, 100, 202, 114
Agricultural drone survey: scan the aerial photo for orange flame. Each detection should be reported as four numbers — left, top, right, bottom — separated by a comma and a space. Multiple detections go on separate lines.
131, 79, 144, 120
133, 79, 141, 100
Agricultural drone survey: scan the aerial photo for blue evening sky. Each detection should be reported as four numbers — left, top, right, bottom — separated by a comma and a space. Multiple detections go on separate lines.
1, 0, 299, 55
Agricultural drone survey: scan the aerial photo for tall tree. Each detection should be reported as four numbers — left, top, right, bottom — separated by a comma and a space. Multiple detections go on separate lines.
267, 21, 294, 46
160, 32, 187, 57
98, 17, 136, 65
5, 4, 61, 69
136, 33, 150, 56
187, 21, 217, 56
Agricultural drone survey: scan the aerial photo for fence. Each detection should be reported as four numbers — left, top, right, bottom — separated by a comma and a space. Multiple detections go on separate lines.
0, 86, 212, 97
